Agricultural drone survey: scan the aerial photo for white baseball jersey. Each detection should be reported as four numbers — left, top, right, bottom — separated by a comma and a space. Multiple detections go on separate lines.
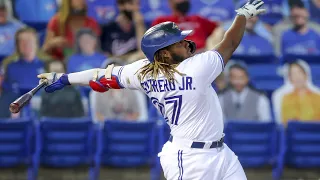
113, 50, 225, 141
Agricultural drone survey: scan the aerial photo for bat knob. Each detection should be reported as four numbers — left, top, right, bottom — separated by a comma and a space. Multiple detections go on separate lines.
9, 103, 20, 114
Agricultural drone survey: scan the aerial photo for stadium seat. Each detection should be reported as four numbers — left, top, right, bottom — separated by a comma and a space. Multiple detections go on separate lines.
0, 55, 6, 64
0, 118, 36, 180
258, 0, 284, 26
248, 64, 284, 96
86, 0, 117, 24
15, 0, 57, 23
286, 121, 320, 168
224, 121, 285, 180
231, 54, 277, 64
23, 22, 48, 31
140, 0, 171, 24
37, 30, 47, 47
281, 54, 320, 64
310, 64, 320, 87
189, 0, 235, 22
35, 117, 99, 180
100, 120, 160, 180
248, 64, 282, 80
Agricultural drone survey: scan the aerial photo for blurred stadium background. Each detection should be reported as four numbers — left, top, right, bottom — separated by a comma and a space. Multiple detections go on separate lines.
0, 0, 320, 179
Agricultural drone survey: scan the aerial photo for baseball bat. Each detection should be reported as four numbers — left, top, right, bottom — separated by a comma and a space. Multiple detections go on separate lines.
9, 80, 48, 114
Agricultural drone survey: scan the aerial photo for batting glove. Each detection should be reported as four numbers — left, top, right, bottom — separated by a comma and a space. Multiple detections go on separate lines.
235, 0, 266, 20
37, 72, 70, 93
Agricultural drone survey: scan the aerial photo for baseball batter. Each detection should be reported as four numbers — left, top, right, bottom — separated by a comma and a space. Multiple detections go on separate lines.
38, 1, 266, 179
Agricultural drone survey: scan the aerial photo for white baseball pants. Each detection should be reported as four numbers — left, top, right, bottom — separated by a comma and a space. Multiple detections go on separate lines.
158, 141, 247, 180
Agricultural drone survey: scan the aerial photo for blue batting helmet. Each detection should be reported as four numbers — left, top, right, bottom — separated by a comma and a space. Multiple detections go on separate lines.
141, 21, 196, 63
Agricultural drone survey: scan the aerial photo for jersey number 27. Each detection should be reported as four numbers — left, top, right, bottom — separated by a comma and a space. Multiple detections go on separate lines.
151, 95, 182, 125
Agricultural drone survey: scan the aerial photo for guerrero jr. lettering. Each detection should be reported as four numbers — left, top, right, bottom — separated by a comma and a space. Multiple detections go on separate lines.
141, 76, 194, 94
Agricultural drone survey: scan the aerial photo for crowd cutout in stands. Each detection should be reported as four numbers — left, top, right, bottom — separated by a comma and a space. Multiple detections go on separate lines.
0, 0, 319, 126
280, 2, 320, 56
273, 60, 320, 125
42, 0, 100, 61
0, 0, 24, 57
218, 61, 271, 122
152, 0, 219, 53
100, 0, 146, 63
4, 27, 47, 94
90, 60, 147, 122
39, 60, 85, 118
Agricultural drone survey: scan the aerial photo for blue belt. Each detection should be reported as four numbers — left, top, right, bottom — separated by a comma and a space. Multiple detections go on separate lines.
169, 135, 224, 149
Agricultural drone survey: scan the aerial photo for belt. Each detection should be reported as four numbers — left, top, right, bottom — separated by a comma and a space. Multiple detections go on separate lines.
168, 135, 224, 149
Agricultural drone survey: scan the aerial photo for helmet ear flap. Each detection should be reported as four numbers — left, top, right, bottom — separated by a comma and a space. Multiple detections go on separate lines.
185, 40, 196, 54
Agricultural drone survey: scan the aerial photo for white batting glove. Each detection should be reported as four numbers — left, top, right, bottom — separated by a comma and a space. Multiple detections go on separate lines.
37, 72, 63, 86
235, 0, 266, 20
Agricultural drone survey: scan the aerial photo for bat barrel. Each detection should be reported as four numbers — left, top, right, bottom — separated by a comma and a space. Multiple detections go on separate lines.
9, 81, 47, 113
9, 103, 20, 114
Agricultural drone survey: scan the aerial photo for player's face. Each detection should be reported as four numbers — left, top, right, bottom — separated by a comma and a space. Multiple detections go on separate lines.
168, 40, 192, 63
289, 64, 307, 89
229, 68, 249, 92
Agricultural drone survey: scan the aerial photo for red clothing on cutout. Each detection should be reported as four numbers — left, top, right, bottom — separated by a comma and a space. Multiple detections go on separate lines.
152, 15, 218, 50
47, 14, 101, 60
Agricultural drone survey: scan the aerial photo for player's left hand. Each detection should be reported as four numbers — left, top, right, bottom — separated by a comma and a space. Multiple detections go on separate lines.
235, 0, 266, 20
37, 73, 70, 93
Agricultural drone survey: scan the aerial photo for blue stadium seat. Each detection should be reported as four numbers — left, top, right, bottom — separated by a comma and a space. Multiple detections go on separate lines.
86, 0, 117, 24
158, 120, 171, 146
189, 0, 235, 22
248, 64, 284, 96
0, 55, 6, 64
310, 64, 320, 87
224, 121, 285, 180
101, 120, 160, 180
35, 117, 99, 180
281, 54, 320, 64
231, 54, 277, 64
286, 121, 320, 168
140, 0, 171, 24
248, 64, 282, 80
24, 22, 48, 31
258, 0, 284, 26
37, 30, 47, 47
0, 118, 36, 180
15, 0, 57, 23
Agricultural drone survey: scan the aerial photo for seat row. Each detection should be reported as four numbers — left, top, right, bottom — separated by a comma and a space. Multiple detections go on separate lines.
0, 118, 160, 180
0, 118, 320, 180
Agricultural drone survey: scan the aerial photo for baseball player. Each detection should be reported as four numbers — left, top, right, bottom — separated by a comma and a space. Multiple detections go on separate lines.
38, 1, 266, 179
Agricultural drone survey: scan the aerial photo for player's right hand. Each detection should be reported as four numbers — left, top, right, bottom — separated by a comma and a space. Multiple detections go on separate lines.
235, 0, 266, 20
37, 72, 70, 93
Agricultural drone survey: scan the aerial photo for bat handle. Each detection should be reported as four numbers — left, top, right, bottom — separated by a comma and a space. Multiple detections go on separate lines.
31, 81, 47, 95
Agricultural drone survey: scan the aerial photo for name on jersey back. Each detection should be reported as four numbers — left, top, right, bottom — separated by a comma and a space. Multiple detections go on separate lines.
141, 76, 194, 94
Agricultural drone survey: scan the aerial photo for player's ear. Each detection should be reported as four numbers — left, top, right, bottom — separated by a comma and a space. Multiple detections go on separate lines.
160, 49, 170, 58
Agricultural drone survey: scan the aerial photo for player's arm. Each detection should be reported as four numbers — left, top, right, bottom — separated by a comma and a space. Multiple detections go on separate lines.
37, 60, 146, 93
213, 0, 266, 65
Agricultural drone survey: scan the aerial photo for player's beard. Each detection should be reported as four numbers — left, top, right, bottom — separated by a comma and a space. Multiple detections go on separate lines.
170, 52, 185, 63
